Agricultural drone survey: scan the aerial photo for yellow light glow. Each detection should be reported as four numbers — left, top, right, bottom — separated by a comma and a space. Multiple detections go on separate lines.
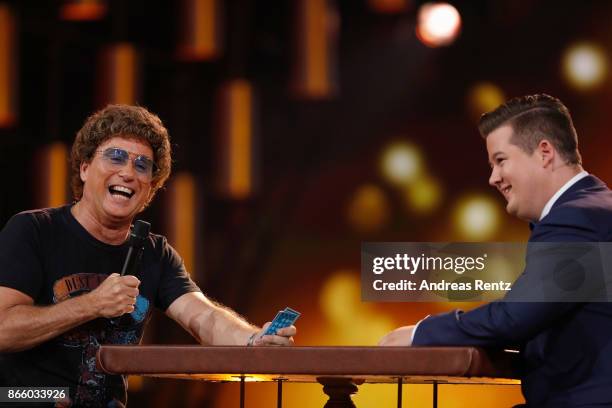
97, 43, 138, 106
562, 43, 608, 90
466, 82, 505, 122
177, 0, 220, 61
226, 375, 268, 382
35, 142, 69, 208
485, 255, 520, 287
216, 79, 255, 199
291, 0, 338, 98
169, 172, 196, 274
454, 195, 500, 240
319, 271, 395, 345
380, 141, 423, 186
416, 2, 461, 47
228, 79, 252, 199
319, 272, 360, 324
47, 142, 69, 208
346, 184, 390, 232
404, 176, 442, 214
114, 43, 136, 105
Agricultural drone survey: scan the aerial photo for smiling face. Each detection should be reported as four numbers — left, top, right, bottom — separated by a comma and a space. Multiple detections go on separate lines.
79, 136, 154, 227
486, 125, 551, 222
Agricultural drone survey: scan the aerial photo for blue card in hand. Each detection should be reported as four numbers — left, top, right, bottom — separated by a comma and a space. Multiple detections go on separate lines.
264, 307, 300, 335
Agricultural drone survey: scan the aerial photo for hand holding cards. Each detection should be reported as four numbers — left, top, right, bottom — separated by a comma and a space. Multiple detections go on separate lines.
264, 307, 300, 336
248, 307, 299, 346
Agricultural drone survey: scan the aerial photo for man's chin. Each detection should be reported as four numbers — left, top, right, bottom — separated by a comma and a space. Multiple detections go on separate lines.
103, 202, 139, 223
505, 202, 516, 216
507, 206, 535, 222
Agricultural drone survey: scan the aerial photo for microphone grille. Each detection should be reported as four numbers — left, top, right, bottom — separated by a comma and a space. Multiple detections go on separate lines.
131, 220, 151, 242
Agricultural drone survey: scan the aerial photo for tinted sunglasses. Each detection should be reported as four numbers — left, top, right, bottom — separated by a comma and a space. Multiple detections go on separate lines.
97, 147, 157, 180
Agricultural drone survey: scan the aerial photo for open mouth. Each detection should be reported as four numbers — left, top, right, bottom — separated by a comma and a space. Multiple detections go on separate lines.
108, 185, 135, 199
501, 185, 512, 198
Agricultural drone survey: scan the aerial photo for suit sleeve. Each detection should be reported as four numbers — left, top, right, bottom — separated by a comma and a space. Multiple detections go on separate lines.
413, 206, 597, 347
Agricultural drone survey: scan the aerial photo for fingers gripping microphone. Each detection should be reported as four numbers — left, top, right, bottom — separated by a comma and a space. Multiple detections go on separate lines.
120, 220, 151, 277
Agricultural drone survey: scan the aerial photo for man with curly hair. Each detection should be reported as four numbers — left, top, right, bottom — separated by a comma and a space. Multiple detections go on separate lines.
0, 105, 296, 407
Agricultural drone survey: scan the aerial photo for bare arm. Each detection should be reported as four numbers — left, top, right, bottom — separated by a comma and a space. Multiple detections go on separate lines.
166, 292, 296, 346
0, 273, 140, 353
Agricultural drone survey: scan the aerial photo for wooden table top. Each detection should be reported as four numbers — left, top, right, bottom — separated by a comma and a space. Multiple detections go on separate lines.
97, 345, 521, 385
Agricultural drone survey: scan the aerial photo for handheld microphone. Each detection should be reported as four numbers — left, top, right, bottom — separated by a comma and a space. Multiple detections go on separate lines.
120, 220, 151, 277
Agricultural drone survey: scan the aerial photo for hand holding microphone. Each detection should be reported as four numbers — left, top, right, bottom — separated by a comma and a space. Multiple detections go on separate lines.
89, 273, 141, 318
89, 220, 150, 319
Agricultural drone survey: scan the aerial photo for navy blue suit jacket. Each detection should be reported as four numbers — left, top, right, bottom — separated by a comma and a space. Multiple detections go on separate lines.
412, 175, 612, 407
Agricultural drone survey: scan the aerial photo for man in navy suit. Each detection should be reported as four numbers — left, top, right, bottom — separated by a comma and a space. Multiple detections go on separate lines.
379, 94, 612, 407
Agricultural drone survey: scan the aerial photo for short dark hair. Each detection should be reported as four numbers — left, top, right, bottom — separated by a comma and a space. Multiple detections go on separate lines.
478, 94, 582, 165
70, 105, 172, 205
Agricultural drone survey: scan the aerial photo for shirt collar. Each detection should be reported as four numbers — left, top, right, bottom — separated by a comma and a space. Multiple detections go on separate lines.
539, 170, 588, 221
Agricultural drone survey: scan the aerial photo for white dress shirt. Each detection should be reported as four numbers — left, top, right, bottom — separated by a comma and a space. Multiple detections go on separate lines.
539, 170, 588, 221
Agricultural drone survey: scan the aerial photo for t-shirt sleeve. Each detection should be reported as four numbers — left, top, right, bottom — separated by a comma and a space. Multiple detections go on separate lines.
155, 237, 201, 311
0, 213, 44, 299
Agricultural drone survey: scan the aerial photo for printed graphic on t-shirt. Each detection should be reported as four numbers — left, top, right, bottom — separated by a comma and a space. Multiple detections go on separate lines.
52, 273, 151, 407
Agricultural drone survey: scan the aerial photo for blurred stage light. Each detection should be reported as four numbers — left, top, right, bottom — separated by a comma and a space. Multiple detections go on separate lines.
0, 4, 17, 127
319, 272, 360, 324
562, 43, 608, 91
35, 142, 69, 208
291, 0, 339, 99
319, 270, 395, 345
97, 43, 139, 106
216, 79, 258, 199
416, 2, 461, 47
60, 0, 106, 21
380, 141, 423, 186
404, 176, 442, 214
368, 0, 410, 14
346, 184, 390, 232
167, 172, 197, 275
485, 256, 519, 288
466, 82, 505, 122
177, 0, 222, 61
453, 195, 500, 240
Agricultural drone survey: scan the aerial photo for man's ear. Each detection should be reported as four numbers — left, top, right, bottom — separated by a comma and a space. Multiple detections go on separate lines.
80, 161, 89, 183
537, 139, 555, 168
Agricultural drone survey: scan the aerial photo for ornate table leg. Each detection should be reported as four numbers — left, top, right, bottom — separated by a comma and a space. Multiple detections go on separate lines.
317, 377, 359, 408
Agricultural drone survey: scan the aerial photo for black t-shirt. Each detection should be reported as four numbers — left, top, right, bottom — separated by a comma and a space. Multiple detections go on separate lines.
0, 205, 200, 407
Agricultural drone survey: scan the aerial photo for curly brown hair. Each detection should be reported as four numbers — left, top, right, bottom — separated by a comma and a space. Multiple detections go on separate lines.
70, 104, 172, 206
